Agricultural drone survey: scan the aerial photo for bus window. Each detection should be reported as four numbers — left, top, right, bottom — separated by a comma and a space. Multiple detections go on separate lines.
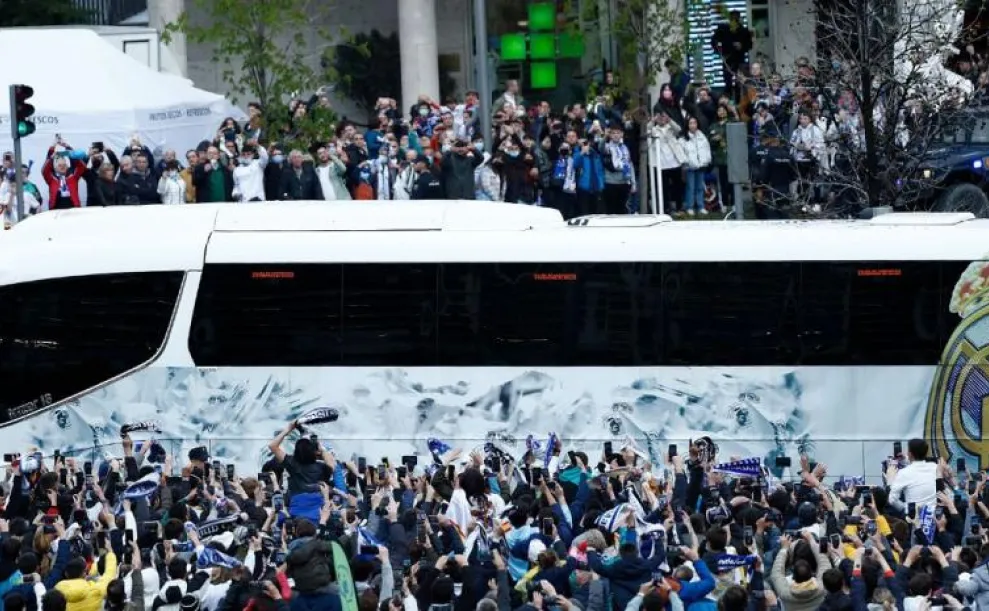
0, 272, 182, 422
190, 264, 344, 366
438, 263, 574, 365
341, 264, 438, 365
798, 261, 945, 365
662, 262, 799, 366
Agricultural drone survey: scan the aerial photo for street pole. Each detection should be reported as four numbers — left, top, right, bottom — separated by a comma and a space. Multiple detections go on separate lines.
13, 141, 23, 222
473, 0, 493, 151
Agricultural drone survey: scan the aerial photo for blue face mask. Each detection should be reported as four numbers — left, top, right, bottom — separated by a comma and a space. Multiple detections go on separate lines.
271, 154, 285, 164
507, 150, 519, 158
474, 142, 484, 152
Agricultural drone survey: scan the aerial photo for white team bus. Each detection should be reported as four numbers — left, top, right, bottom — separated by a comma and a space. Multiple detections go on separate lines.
0, 202, 983, 477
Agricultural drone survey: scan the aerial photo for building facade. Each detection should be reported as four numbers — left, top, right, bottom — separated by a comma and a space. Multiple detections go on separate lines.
148, 0, 817, 117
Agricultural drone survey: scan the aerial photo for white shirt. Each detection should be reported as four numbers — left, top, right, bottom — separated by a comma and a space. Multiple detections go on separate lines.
231, 146, 269, 202
888, 460, 937, 511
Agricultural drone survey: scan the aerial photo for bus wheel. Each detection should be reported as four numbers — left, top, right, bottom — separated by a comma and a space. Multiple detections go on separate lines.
934, 183, 989, 217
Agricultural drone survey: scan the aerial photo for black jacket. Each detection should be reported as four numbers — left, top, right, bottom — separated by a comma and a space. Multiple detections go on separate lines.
265, 161, 286, 200
192, 162, 234, 203
279, 164, 324, 200
116, 170, 159, 204
90, 178, 121, 206
285, 538, 333, 593
412, 169, 444, 200
441, 151, 481, 199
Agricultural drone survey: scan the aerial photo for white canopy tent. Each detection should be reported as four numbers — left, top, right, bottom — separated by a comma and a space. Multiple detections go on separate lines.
0, 28, 246, 205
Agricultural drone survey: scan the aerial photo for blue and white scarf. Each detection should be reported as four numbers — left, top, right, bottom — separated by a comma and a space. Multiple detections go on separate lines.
714, 554, 757, 572
606, 141, 634, 184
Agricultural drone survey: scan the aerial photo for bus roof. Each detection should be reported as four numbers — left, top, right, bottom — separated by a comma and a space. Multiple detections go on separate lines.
2, 203, 989, 285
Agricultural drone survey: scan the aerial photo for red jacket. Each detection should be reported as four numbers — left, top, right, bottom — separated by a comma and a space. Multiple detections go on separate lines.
42, 147, 87, 207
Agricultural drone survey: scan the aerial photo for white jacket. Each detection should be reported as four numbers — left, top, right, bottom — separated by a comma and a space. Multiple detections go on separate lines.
231, 146, 269, 202
887, 460, 937, 511
790, 123, 825, 165
682, 130, 712, 170
393, 165, 416, 200
157, 174, 187, 204
649, 123, 685, 170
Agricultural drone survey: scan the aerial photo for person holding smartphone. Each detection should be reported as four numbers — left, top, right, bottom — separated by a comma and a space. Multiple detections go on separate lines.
268, 419, 334, 524
885, 438, 937, 514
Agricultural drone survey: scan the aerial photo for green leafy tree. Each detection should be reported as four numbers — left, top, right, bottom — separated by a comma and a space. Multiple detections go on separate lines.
163, 0, 343, 150
334, 30, 400, 122
0, 0, 92, 26
334, 29, 459, 122
577, 0, 690, 211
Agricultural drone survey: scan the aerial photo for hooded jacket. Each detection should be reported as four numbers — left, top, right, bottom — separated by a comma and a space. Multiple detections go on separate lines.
768, 547, 828, 611
285, 538, 332, 593
55, 552, 118, 611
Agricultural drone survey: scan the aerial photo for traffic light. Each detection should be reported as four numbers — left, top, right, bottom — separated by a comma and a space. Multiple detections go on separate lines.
9, 84, 35, 140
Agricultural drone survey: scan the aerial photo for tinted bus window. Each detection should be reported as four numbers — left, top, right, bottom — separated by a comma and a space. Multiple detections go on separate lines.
438, 263, 574, 365
662, 263, 799, 365
341, 264, 437, 365
799, 262, 945, 365
0, 272, 183, 422
190, 264, 344, 366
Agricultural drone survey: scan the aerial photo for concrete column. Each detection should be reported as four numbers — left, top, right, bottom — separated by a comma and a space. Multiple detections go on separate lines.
147, 0, 188, 77
399, 0, 440, 110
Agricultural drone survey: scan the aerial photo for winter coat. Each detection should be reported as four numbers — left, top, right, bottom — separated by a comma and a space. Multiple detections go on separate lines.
285, 538, 333, 593
768, 548, 828, 611
442, 151, 481, 199
682, 131, 712, 170
55, 552, 117, 611
587, 551, 665, 611
157, 174, 187, 204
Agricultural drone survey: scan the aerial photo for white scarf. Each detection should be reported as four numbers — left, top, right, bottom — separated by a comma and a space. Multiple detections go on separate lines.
375, 157, 392, 200
563, 156, 576, 193
607, 141, 635, 188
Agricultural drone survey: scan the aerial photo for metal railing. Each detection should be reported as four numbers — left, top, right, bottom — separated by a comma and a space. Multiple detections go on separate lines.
73, 0, 147, 26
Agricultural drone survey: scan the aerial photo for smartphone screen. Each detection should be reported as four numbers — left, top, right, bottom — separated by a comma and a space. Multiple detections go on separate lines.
381, 457, 390, 468
226, 464, 235, 480
603, 442, 613, 457
447, 465, 455, 481
357, 457, 367, 473
668, 444, 677, 458
957, 458, 966, 472
542, 517, 554, 537
83, 461, 92, 473
401, 455, 417, 468
490, 456, 501, 472
971, 480, 979, 494
397, 466, 407, 479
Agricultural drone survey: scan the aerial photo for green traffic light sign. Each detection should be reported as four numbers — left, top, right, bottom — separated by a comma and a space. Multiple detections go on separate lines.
16, 121, 34, 137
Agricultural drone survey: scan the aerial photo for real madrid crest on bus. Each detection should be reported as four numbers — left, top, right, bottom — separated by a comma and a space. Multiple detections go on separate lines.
926, 257, 989, 470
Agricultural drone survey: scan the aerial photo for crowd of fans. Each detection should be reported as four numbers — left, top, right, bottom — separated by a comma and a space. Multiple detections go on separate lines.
1, 9, 983, 228
0, 415, 953, 611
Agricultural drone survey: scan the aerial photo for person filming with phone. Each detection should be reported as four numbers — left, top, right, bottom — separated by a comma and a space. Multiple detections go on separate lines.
885, 438, 936, 513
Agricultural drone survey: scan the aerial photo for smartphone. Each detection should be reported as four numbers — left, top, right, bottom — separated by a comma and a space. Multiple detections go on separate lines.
382, 457, 390, 468
226, 464, 235, 480
865, 521, 878, 536
490, 456, 502, 472
397, 466, 407, 479
603, 442, 614, 457
401, 455, 417, 468
743, 526, 754, 545
958, 458, 966, 473
213, 460, 222, 473
257, 472, 266, 483
862, 492, 872, 505
417, 524, 427, 544
829, 534, 841, 548
668, 444, 677, 458
936, 478, 946, 492
360, 545, 379, 556
775, 456, 792, 468
908, 503, 917, 519
166, 476, 182, 487
531, 467, 543, 484
2, 454, 13, 463
125, 529, 134, 545
358, 457, 367, 473
85, 474, 94, 490
83, 461, 92, 474
542, 517, 554, 537
971, 480, 979, 494
893, 441, 902, 457
447, 465, 455, 481
377, 466, 387, 481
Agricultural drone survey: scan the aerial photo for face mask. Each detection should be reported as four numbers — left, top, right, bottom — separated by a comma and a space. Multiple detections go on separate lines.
441, 144, 452, 153
272, 154, 285, 164
419, 108, 429, 117
507, 150, 519, 158
239, 158, 252, 165
474, 142, 484, 152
